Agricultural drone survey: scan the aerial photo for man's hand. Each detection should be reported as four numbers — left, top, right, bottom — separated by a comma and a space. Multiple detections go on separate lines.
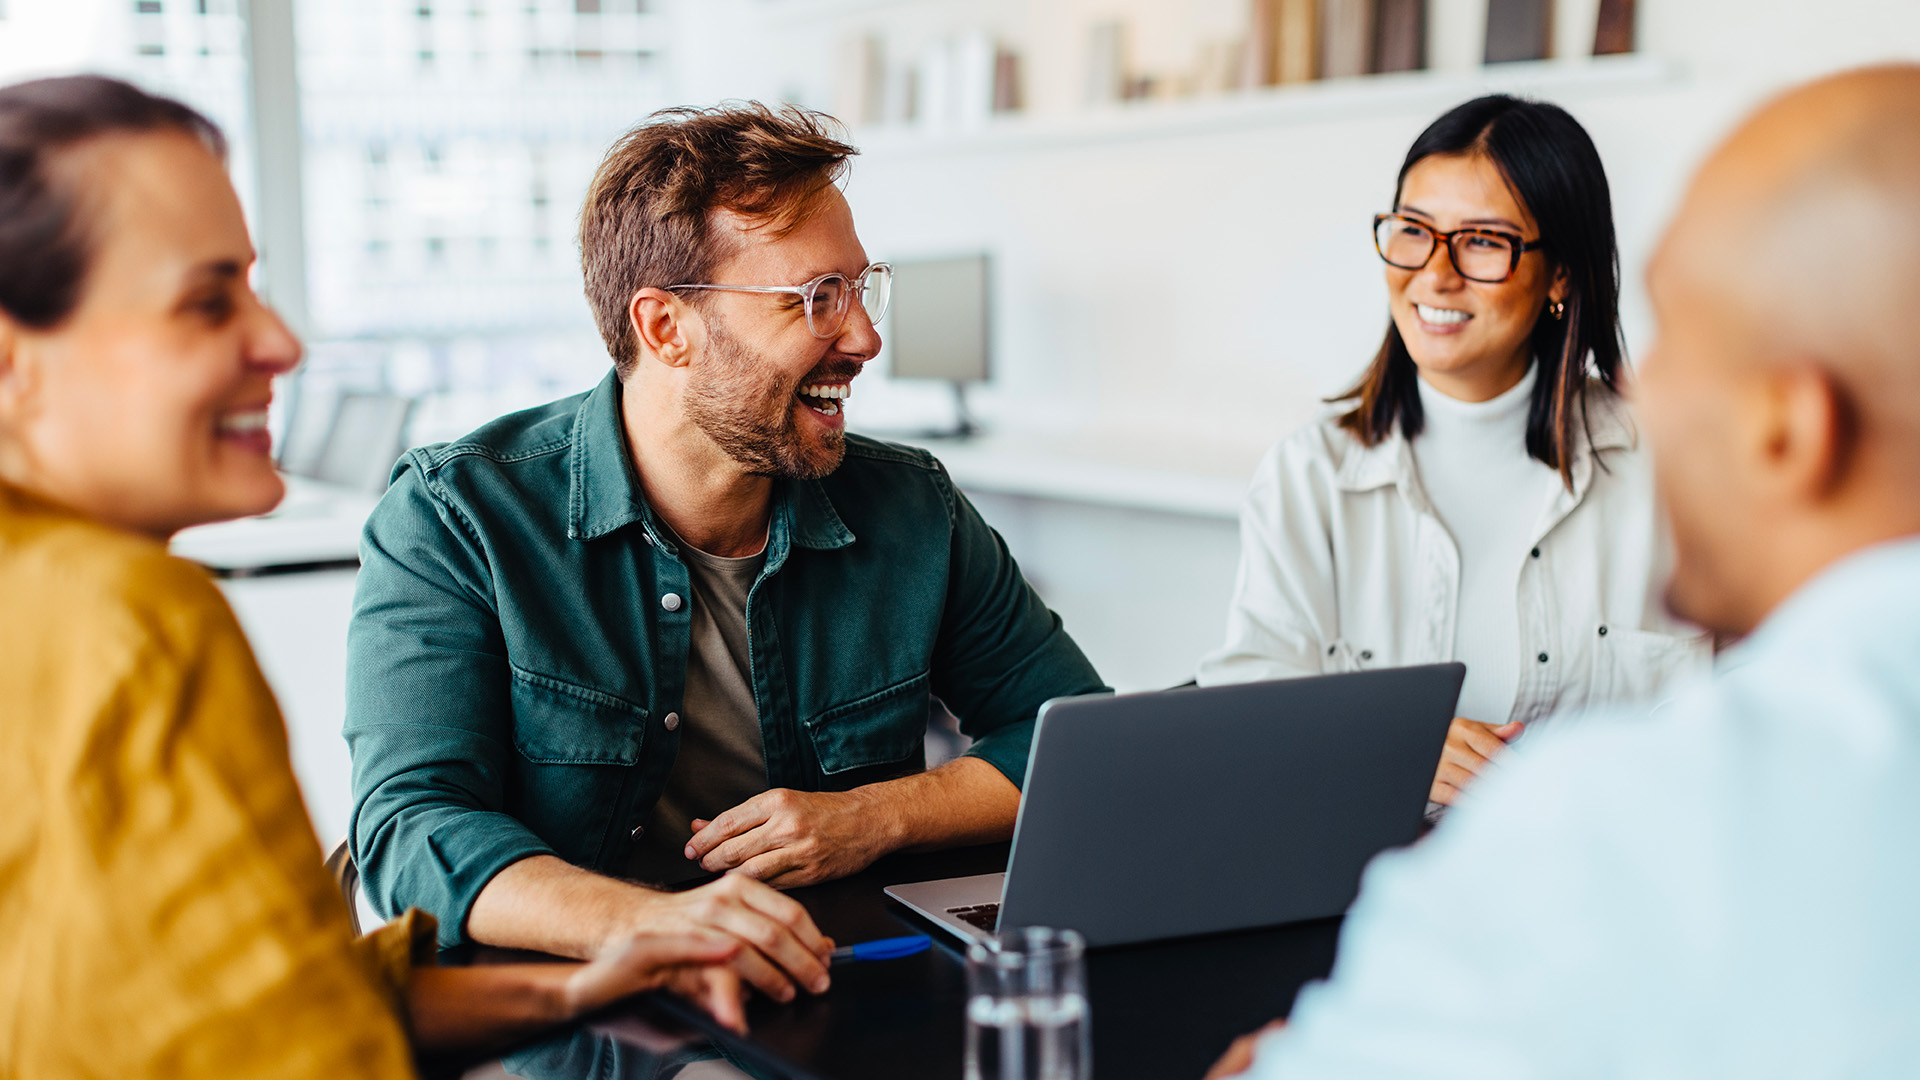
686, 787, 897, 889
621, 873, 836, 1005
1204, 1020, 1288, 1079
1430, 717, 1525, 806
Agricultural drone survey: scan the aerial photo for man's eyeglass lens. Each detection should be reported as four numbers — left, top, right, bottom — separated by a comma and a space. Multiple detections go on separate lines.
808, 265, 892, 338
1374, 217, 1521, 283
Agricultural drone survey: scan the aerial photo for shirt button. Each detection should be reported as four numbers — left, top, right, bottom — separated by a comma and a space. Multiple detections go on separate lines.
1598, 625, 1609, 637
660, 592, 683, 612
1537, 652, 1551, 663
1360, 650, 1373, 661
1530, 547, 1541, 559
630, 824, 646, 841
663, 711, 681, 732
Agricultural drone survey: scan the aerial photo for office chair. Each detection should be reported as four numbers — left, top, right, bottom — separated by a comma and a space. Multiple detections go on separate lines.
325, 836, 363, 936
309, 392, 416, 495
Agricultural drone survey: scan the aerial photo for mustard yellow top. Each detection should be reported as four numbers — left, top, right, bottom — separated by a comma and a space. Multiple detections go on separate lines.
0, 483, 427, 1078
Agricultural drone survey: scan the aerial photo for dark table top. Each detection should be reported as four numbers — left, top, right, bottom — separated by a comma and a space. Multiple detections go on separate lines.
431, 843, 1341, 1080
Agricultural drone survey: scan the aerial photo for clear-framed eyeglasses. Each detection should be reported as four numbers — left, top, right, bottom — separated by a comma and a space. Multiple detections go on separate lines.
1372, 213, 1546, 284
666, 262, 893, 339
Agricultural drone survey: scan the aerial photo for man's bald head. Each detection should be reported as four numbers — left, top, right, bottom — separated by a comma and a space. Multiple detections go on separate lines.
1640, 64, 1920, 639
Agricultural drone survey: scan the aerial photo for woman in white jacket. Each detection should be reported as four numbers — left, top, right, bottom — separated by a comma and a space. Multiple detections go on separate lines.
1198, 95, 1708, 808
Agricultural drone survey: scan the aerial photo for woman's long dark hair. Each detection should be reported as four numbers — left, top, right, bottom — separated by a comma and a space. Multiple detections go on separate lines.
1333, 94, 1624, 488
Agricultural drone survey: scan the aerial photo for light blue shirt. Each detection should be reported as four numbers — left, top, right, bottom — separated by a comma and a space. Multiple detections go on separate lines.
1250, 538, 1920, 1079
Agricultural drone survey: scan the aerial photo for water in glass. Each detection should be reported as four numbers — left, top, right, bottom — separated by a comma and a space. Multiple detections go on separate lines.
964, 927, 1090, 1080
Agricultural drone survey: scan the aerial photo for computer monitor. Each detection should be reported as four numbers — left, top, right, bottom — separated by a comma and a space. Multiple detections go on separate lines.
885, 253, 991, 437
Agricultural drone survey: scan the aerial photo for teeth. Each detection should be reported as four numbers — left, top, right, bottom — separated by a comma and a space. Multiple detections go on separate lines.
799, 384, 850, 400
1416, 304, 1470, 326
217, 411, 269, 434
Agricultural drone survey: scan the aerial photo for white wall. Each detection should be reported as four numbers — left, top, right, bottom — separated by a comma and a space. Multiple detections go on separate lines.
640, 0, 1920, 692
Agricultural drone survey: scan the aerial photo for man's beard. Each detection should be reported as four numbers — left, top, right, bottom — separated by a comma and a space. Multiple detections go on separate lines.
683, 314, 850, 481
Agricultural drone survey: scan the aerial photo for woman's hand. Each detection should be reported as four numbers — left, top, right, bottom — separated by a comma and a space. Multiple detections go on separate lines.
406, 931, 744, 1051
563, 930, 747, 1031
1204, 1020, 1288, 1079
1430, 718, 1525, 806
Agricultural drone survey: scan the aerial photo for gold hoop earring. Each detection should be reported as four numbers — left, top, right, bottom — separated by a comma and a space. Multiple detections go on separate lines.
1549, 300, 1567, 320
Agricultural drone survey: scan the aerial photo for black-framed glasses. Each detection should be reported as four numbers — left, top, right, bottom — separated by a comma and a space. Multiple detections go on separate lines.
1372, 213, 1546, 284
666, 262, 893, 339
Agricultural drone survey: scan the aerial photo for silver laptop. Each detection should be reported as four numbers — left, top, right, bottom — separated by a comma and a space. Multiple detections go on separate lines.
886, 665, 1464, 947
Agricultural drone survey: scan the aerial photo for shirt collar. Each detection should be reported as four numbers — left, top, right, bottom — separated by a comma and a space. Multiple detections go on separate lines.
566, 368, 855, 551
1335, 381, 1638, 497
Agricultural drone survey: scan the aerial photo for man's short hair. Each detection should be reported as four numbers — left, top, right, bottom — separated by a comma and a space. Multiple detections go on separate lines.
580, 102, 857, 376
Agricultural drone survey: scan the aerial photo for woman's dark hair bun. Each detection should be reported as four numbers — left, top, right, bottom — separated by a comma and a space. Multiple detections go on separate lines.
0, 75, 226, 329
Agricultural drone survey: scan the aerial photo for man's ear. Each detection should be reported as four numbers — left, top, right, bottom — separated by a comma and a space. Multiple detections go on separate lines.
628, 287, 697, 370
1755, 362, 1854, 502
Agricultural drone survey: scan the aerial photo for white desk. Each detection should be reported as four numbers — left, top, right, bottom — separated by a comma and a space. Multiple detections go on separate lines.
861, 428, 1262, 520
860, 428, 1260, 691
170, 475, 376, 575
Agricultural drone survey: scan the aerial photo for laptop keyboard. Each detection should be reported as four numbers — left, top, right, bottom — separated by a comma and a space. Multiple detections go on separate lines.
947, 903, 1000, 932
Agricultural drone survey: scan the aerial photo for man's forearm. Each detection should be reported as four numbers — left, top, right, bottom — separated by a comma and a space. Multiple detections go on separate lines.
862, 755, 1022, 855
465, 854, 655, 959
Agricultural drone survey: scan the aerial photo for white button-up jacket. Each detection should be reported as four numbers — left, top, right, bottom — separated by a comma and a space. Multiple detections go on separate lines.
1198, 389, 1710, 726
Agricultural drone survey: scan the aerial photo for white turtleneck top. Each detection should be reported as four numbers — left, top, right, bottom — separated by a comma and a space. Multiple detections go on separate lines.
1411, 365, 1563, 726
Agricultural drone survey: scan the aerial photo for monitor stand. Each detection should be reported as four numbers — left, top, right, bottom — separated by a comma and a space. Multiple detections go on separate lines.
903, 381, 981, 441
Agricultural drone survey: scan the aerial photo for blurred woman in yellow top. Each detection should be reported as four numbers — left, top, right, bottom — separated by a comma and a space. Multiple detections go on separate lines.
0, 75, 748, 1077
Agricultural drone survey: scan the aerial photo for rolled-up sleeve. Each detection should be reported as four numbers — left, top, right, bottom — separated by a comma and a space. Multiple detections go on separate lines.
927, 464, 1107, 787
346, 456, 557, 948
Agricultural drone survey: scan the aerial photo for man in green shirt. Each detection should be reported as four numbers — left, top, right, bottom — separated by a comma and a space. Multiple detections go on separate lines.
344, 103, 1106, 1007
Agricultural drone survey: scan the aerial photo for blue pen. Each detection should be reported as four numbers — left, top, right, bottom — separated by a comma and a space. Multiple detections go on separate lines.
830, 934, 931, 963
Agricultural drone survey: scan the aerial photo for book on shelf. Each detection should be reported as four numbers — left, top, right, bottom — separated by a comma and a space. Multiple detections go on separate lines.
1243, 0, 1319, 86
1372, 0, 1425, 73
993, 48, 1022, 113
1594, 0, 1636, 54
1243, 0, 1277, 86
1276, 0, 1318, 83
1484, 0, 1551, 63
1321, 0, 1375, 79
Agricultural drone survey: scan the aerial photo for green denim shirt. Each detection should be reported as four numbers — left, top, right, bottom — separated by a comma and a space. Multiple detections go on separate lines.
344, 371, 1105, 946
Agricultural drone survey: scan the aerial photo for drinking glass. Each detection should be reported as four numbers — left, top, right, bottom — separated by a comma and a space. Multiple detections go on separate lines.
964, 927, 1091, 1080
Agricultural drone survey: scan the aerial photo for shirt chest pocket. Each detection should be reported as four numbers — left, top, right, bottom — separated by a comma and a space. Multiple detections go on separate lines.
803, 671, 929, 788
508, 668, 648, 866
1595, 627, 1712, 705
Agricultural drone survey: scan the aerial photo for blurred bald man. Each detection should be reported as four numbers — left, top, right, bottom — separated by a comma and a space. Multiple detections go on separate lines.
1210, 65, 1920, 1079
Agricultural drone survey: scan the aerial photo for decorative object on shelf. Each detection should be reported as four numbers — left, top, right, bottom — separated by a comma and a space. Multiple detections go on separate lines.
912, 32, 1003, 131
1321, 0, 1376, 79
1594, 0, 1636, 54
1373, 0, 1426, 73
833, 33, 886, 127
1484, 0, 1551, 63
1085, 20, 1128, 106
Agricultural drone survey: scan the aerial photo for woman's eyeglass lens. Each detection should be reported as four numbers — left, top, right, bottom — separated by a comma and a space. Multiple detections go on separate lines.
805, 264, 893, 338
1373, 214, 1526, 284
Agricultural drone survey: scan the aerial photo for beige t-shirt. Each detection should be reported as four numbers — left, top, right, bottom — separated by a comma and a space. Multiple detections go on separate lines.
626, 531, 771, 886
